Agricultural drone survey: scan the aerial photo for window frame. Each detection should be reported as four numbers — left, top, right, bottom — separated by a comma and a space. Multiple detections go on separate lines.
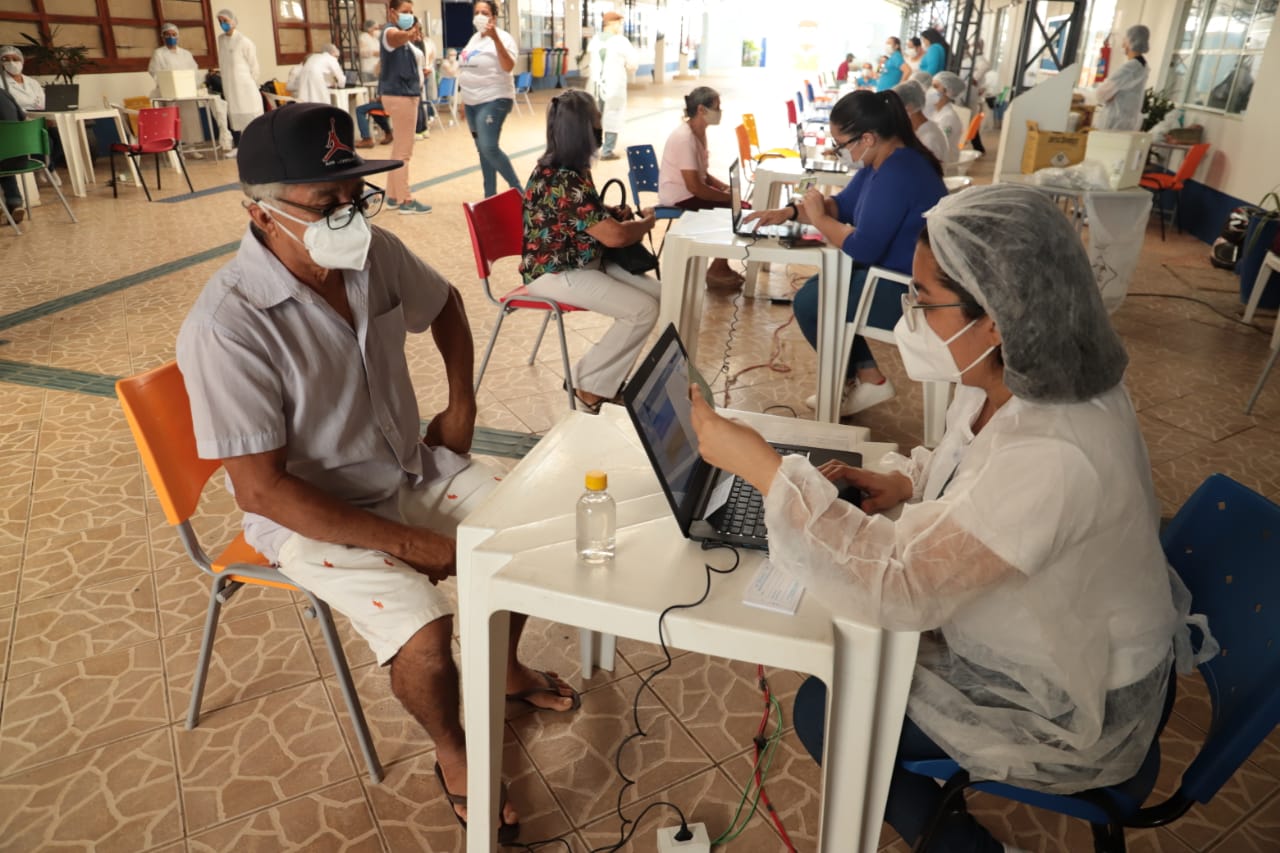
0, 0, 216, 75
271, 0, 332, 65
1164, 0, 1271, 116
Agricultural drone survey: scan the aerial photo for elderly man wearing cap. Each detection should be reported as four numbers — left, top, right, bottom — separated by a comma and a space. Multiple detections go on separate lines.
585, 10, 636, 160
149, 23, 233, 154
177, 105, 578, 842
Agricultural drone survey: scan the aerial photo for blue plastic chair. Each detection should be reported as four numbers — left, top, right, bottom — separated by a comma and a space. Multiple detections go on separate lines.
514, 71, 534, 115
625, 144, 683, 264
431, 76, 458, 127
795, 89, 805, 115
902, 473, 1280, 852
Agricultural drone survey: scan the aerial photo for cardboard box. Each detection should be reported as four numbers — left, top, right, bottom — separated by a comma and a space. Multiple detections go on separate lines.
157, 69, 197, 100
1085, 130, 1152, 189
1021, 121, 1089, 174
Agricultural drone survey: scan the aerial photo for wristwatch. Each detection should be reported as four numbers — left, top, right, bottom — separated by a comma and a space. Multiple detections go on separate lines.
787, 200, 800, 221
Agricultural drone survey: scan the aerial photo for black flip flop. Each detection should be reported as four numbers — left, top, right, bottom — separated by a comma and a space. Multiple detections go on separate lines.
433, 761, 520, 844
505, 669, 583, 712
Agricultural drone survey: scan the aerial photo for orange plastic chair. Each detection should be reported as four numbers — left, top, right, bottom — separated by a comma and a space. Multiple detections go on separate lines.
116, 362, 384, 782
109, 106, 193, 201
464, 188, 587, 411
743, 112, 798, 161
961, 111, 985, 148
1140, 142, 1210, 240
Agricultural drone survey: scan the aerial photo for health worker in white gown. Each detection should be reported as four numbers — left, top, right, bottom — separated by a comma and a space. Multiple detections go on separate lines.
215, 8, 263, 150
149, 23, 233, 152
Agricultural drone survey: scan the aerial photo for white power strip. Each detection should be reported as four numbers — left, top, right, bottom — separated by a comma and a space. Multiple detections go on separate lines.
656, 822, 711, 853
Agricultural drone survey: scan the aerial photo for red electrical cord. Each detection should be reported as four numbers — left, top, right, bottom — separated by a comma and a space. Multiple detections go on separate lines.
755, 664, 797, 852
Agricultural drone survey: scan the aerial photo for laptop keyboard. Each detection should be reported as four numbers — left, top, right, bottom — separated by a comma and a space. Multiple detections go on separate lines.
714, 447, 804, 539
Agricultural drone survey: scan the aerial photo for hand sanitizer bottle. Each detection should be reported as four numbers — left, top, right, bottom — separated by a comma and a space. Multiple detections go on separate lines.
576, 470, 615, 564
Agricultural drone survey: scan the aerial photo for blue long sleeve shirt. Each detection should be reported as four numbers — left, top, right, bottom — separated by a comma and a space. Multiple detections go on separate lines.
919, 43, 947, 75
835, 146, 947, 274
877, 51, 905, 91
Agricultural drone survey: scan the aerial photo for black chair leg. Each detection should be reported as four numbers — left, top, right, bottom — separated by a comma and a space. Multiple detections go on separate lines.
1156, 190, 1166, 241
155, 153, 162, 192
175, 150, 194, 194
130, 153, 152, 202
110, 150, 118, 199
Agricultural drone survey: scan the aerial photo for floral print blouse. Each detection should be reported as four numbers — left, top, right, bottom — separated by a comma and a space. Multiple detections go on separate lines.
520, 165, 609, 284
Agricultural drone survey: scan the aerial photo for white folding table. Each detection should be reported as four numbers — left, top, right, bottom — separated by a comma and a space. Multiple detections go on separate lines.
29, 107, 141, 198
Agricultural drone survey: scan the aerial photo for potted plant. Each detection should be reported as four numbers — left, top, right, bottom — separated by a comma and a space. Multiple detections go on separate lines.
1141, 87, 1174, 132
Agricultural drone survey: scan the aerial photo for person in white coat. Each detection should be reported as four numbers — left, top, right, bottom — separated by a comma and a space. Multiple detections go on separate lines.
290, 44, 344, 104
0, 45, 44, 112
215, 8, 262, 153
929, 71, 967, 163
690, 183, 1209, 852
149, 23, 233, 152
585, 11, 636, 160
1095, 25, 1150, 131
358, 20, 381, 82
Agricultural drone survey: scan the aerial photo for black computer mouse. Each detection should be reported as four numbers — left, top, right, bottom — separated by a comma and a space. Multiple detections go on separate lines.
836, 482, 867, 509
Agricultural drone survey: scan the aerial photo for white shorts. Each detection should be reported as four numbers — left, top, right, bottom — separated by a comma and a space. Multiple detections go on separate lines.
276, 461, 501, 665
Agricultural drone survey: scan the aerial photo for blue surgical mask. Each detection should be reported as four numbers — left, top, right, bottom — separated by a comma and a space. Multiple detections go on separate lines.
219, 21, 231, 33
164, 36, 178, 47
398, 13, 415, 30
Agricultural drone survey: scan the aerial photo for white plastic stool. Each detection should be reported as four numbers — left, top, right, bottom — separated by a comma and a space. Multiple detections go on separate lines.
578, 629, 617, 677
1242, 250, 1280, 324
1245, 312, 1280, 414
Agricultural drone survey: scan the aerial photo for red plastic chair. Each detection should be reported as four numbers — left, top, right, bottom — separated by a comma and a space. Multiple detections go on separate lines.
1139, 142, 1210, 240
110, 106, 193, 201
785, 99, 798, 128
463, 188, 586, 411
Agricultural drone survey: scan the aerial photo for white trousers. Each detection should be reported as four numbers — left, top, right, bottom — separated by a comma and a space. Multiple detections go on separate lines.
275, 460, 500, 665
525, 260, 660, 398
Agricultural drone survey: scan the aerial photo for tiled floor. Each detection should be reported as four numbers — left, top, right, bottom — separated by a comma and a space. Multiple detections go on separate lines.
1, 70, 1279, 852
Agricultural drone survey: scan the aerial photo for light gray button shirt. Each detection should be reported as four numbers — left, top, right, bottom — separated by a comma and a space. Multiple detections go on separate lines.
177, 224, 468, 561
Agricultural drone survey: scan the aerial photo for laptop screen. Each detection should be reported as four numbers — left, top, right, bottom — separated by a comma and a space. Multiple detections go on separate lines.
625, 327, 703, 515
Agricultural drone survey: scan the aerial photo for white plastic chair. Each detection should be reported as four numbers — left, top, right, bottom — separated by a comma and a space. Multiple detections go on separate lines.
1242, 250, 1280, 324
1245, 315, 1279, 414
944, 149, 982, 177
840, 266, 950, 447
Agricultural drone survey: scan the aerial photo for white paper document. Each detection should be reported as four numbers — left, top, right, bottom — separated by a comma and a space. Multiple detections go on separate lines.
742, 561, 805, 615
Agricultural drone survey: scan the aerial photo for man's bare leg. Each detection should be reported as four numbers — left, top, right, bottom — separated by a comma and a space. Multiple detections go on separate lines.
504, 613, 576, 711
388, 615, 519, 825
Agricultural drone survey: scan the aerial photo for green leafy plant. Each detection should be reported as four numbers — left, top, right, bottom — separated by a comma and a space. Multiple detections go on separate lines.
1142, 87, 1175, 131
20, 27, 94, 84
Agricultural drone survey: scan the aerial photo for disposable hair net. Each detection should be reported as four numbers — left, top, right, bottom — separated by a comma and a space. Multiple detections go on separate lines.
1126, 24, 1150, 53
160, 22, 179, 35
217, 8, 237, 25
934, 70, 965, 100
893, 80, 926, 112
0, 45, 21, 60
922, 183, 1129, 402
910, 69, 933, 88
324, 43, 340, 57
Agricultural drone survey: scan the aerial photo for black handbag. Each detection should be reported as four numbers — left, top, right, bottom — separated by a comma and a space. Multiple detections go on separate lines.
598, 178, 659, 275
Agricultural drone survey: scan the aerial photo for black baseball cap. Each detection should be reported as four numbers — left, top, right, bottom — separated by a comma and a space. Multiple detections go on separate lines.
237, 103, 400, 185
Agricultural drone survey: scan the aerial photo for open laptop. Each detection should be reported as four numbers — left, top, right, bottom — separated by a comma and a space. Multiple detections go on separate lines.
728, 160, 799, 239
41, 85, 79, 112
622, 324, 863, 551
796, 124, 847, 174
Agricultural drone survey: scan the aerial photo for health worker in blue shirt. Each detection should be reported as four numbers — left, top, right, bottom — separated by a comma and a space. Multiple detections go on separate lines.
917, 28, 949, 76
745, 89, 947, 417
877, 36, 906, 91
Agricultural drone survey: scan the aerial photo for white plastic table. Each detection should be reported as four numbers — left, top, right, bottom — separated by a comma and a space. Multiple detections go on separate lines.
998, 173, 1151, 235
658, 208, 849, 423
458, 406, 918, 853
29, 108, 140, 198
328, 85, 370, 116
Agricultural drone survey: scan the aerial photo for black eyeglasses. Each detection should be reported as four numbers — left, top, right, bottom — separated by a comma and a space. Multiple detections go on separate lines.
273, 182, 386, 229
900, 280, 968, 331
826, 132, 863, 159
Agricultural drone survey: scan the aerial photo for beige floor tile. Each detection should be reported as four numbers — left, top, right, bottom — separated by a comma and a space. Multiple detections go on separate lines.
322, 662, 434, 772
0, 605, 12, 682
174, 680, 355, 833
18, 518, 153, 601
578, 764, 783, 850
509, 615, 635, 696
1151, 427, 1280, 515
0, 640, 168, 775
162, 604, 318, 721
722, 729, 830, 851
509, 672, 711, 827
616, 636, 694, 675
0, 385, 44, 435
185, 778, 382, 853
153, 564, 290, 638
0, 542, 20, 608
8, 573, 157, 677
0, 728, 180, 853
1209, 788, 1280, 852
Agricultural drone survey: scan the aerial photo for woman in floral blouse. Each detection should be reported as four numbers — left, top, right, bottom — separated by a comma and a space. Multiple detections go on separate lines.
520, 89, 659, 411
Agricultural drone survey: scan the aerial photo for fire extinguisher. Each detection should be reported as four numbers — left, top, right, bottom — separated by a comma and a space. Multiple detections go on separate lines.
1095, 37, 1111, 83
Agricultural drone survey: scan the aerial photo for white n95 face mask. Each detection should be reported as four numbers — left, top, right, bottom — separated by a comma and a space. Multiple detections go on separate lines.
3, 60, 21, 76
893, 313, 995, 383
473, 14, 490, 31
924, 88, 942, 117
262, 202, 372, 271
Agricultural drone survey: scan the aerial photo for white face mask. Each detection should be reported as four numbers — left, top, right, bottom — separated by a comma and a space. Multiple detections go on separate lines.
893, 313, 995, 383
703, 107, 722, 125
2, 60, 21, 76
840, 134, 868, 170
262, 202, 373, 271
473, 13, 491, 31
925, 88, 942, 116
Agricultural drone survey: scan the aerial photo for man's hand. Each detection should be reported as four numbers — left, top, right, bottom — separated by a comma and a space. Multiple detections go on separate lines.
816, 460, 913, 513
425, 400, 477, 454
393, 527, 457, 584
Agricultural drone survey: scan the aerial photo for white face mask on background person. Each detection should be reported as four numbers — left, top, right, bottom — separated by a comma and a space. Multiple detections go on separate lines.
893, 313, 995, 383
2, 59, 22, 76
473, 13, 491, 31
262, 202, 373, 271
925, 88, 943, 114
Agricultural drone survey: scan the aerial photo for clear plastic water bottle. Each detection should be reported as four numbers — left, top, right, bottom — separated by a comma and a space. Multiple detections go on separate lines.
576, 470, 615, 565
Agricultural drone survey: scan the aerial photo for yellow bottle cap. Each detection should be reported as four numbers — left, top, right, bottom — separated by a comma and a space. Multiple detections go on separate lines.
585, 470, 607, 491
